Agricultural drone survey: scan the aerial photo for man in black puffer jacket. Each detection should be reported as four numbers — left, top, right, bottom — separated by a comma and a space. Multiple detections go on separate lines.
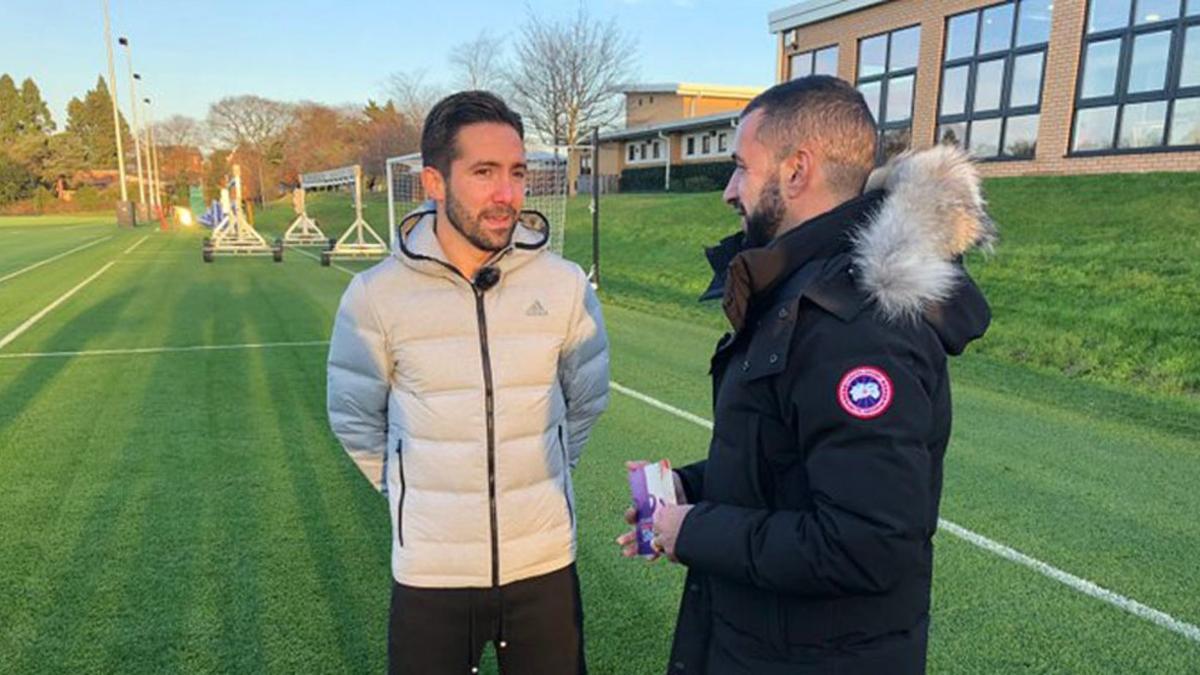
619, 76, 993, 674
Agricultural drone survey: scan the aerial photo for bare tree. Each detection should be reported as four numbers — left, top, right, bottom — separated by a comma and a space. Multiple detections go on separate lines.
154, 114, 205, 149
507, 7, 635, 148
206, 95, 294, 201
450, 31, 507, 92
384, 69, 445, 131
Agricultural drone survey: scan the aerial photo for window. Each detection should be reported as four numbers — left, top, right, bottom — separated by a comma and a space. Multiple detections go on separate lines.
1073, 0, 1200, 152
683, 129, 734, 159
652, 141, 661, 159
790, 45, 839, 79
625, 140, 665, 165
938, 0, 1052, 160
857, 25, 921, 161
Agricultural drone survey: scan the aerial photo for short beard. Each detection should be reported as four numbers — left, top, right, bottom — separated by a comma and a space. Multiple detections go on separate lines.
743, 174, 786, 248
444, 185, 517, 252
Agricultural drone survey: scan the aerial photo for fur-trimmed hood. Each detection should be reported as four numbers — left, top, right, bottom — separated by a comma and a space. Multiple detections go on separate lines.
857, 144, 996, 322
702, 144, 992, 352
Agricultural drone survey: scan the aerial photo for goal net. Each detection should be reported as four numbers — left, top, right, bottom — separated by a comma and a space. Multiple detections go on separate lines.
386, 150, 567, 255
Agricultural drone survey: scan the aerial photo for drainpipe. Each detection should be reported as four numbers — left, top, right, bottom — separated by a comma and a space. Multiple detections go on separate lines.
657, 132, 671, 192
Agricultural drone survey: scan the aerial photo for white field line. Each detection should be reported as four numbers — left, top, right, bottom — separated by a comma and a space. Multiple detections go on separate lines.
0, 262, 115, 351
122, 235, 150, 255
609, 381, 1200, 646
0, 340, 330, 360
287, 245, 359, 276
0, 235, 113, 284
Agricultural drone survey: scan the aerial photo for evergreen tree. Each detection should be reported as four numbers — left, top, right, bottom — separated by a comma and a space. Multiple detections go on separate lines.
19, 78, 55, 134
65, 75, 131, 169
0, 74, 21, 144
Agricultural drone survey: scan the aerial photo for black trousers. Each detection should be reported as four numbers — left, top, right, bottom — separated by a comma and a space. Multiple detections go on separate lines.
388, 563, 586, 675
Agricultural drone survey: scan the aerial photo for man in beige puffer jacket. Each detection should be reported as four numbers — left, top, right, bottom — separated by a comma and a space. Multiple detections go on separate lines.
327, 91, 609, 675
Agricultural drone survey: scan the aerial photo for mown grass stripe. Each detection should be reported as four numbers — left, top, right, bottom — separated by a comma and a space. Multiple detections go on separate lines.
0, 340, 330, 360
0, 235, 113, 285
0, 261, 115, 351
610, 381, 1200, 646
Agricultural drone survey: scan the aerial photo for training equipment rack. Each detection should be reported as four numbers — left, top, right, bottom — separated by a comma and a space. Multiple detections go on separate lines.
202, 164, 282, 263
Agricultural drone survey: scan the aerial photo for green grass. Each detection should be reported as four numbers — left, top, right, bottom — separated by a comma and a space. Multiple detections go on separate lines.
566, 172, 1200, 399
1, 192, 1198, 673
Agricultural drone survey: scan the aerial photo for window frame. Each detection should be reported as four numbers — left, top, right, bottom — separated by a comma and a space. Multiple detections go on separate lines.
856, 24, 922, 162
1069, 0, 1200, 155
789, 44, 840, 79
936, 0, 1051, 162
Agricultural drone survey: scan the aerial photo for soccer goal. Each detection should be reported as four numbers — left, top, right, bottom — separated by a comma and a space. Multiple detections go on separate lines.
202, 164, 283, 263
312, 164, 388, 266
385, 150, 568, 255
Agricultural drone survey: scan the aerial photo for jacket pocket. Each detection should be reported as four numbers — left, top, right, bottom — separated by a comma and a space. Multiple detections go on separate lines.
558, 425, 574, 528
395, 437, 406, 547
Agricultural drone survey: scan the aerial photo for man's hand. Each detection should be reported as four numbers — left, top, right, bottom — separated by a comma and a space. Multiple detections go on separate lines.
651, 503, 693, 563
617, 460, 690, 560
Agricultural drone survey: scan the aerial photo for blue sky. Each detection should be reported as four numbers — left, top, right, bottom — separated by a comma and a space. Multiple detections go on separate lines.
1, 0, 784, 127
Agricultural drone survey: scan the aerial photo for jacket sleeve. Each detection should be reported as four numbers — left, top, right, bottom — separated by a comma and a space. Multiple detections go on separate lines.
558, 270, 610, 469
675, 325, 936, 596
674, 461, 706, 503
327, 274, 391, 491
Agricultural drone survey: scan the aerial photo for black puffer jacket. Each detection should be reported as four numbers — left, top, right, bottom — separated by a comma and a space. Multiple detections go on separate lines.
667, 146, 994, 674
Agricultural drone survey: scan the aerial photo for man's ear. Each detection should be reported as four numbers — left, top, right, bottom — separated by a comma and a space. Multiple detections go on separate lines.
781, 147, 813, 199
421, 166, 445, 202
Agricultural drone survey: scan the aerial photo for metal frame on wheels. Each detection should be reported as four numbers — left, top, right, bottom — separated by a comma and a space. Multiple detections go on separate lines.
316, 164, 387, 266
202, 164, 282, 263
282, 186, 328, 246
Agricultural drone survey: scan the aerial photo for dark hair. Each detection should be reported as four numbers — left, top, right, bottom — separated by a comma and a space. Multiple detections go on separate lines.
421, 91, 525, 176
741, 76, 878, 197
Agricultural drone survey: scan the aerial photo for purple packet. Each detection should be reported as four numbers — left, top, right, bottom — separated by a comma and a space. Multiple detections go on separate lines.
628, 460, 676, 557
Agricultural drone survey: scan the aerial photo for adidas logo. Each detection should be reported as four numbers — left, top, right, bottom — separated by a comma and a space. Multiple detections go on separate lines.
526, 300, 548, 317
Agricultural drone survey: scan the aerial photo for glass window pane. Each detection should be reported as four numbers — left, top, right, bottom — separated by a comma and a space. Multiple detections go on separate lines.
1118, 100, 1168, 147
1017, 0, 1054, 46
1182, 26, 1200, 88
702, 136, 711, 153
815, 47, 839, 76
1190, 0, 1200, 15
1003, 114, 1040, 157
980, 3, 1015, 53
1010, 52, 1045, 108
1134, 0, 1180, 23
860, 35, 888, 78
938, 122, 968, 147
941, 65, 970, 116
1089, 0, 1133, 32
1081, 38, 1122, 98
974, 58, 1007, 112
859, 81, 882, 124
1073, 106, 1118, 150
886, 75, 915, 122
890, 26, 922, 71
1128, 31, 1172, 93
881, 127, 912, 161
791, 51, 814, 79
946, 12, 978, 60
970, 118, 1003, 157
1169, 97, 1200, 144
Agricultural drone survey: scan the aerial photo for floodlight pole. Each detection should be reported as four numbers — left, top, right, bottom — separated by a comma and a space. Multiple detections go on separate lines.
591, 127, 600, 289
102, 0, 129, 207
119, 38, 145, 206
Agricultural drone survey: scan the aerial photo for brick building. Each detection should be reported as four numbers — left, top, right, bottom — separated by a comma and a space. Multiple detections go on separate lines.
769, 0, 1200, 175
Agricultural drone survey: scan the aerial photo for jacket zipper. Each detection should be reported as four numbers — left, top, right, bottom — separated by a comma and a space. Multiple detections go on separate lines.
474, 286, 501, 588
558, 425, 574, 528
395, 437, 406, 547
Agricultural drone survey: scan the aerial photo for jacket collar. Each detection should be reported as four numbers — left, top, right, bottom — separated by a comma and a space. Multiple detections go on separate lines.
397, 208, 550, 282
706, 190, 884, 331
